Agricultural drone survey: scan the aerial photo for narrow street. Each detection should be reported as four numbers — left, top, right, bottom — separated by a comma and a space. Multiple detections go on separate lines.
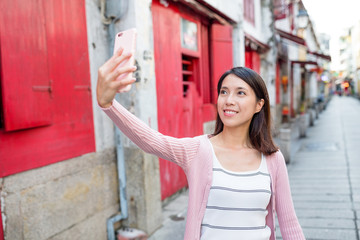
277, 96, 360, 239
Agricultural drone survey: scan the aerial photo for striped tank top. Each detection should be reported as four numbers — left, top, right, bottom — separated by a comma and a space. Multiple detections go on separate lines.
200, 147, 271, 240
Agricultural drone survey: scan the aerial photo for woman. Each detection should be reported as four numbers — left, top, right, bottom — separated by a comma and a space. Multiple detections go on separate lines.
97, 49, 305, 240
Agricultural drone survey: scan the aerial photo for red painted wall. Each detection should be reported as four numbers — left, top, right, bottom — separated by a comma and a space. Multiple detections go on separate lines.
0, 0, 95, 177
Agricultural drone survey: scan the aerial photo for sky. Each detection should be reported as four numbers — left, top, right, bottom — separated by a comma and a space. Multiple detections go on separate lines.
302, 0, 360, 70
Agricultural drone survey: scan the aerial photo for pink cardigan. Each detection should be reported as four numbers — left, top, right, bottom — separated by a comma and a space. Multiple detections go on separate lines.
102, 100, 305, 240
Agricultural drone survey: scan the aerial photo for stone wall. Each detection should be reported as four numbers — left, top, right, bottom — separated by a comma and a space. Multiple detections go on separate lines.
1, 149, 119, 239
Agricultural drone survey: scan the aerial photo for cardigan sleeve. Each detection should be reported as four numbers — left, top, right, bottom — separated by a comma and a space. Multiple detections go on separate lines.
100, 100, 200, 170
275, 151, 306, 239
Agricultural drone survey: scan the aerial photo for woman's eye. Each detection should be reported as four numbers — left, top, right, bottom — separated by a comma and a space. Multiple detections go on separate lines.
220, 90, 227, 94
238, 91, 245, 95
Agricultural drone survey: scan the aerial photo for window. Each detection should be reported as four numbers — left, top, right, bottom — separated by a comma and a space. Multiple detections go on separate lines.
181, 18, 198, 51
244, 0, 255, 25
273, 0, 286, 20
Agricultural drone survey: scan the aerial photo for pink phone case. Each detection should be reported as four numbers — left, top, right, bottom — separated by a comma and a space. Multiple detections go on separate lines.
113, 28, 137, 92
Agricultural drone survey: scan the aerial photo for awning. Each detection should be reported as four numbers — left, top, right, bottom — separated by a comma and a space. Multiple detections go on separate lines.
307, 50, 331, 61
276, 28, 306, 46
173, 0, 237, 25
245, 33, 270, 53
291, 60, 318, 66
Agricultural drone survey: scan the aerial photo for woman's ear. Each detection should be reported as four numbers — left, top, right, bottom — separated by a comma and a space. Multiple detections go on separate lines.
255, 99, 265, 113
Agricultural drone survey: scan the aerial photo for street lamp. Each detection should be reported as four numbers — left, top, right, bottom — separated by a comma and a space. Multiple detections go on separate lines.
297, 9, 309, 29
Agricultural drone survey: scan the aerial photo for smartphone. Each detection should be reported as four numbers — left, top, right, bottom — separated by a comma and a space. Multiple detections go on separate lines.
113, 28, 137, 92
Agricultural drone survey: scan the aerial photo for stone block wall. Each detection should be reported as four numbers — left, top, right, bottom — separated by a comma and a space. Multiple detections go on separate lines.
1, 149, 119, 239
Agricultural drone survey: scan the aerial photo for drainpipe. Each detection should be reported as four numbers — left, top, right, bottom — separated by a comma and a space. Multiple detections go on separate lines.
100, 1, 129, 240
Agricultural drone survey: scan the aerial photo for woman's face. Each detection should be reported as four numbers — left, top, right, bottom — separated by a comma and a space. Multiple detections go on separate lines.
217, 74, 264, 129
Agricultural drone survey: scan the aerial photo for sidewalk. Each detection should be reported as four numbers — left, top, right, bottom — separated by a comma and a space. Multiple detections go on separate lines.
148, 190, 188, 240
279, 96, 360, 240
149, 96, 360, 240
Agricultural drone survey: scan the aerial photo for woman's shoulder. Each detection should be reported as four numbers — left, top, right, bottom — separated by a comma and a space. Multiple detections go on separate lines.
176, 134, 211, 151
266, 150, 284, 161
265, 150, 287, 172
271, 150, 285, 161
191, 134, 211, 142
192, 134, 213, 152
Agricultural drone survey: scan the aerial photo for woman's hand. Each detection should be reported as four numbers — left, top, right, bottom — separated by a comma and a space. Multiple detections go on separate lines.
96, 48, 137, 108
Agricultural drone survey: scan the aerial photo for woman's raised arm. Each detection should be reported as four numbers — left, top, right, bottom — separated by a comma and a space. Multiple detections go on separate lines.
96, 50, 200, 171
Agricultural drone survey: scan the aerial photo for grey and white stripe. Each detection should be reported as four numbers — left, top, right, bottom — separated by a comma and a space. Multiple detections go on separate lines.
210, 186, 271, 194
201, 224, 267, 231
206, 206, 267, 212
213, 168, 270, 177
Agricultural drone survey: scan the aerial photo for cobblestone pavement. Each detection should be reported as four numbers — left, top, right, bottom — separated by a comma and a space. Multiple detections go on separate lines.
149, 96, 360, 240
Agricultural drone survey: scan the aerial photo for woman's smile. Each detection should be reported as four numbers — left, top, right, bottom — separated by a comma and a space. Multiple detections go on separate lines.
223, 109, 239, 117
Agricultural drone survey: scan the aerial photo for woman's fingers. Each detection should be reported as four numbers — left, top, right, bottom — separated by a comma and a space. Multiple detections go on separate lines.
109, 65, 137, 82
104, 48, 124, 71
111, 51, 133, 71
99, 48, 133, 76
112, 77, 136, 90
98, 55, 134, 84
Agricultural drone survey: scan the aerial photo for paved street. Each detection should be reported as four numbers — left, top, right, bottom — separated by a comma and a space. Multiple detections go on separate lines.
149, 96, 360, 240
278, 96, 360, 240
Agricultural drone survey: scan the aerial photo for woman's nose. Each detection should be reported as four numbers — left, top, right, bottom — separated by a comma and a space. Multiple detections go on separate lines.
225, 94, 235, 105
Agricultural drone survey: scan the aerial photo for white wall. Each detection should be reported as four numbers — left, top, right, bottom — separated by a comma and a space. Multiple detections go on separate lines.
243, 0, 264, 42
352, 20, 360, 94
86, 0, 116, 152
86, 0, 158, 152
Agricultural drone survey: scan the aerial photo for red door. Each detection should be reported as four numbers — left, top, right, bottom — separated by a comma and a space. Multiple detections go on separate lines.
245, 50, 260, 73
152, 1, 233, 200
152, 1, 187, 200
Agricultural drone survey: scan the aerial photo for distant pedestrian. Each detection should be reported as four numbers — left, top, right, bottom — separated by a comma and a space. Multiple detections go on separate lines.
97, 49, 305, 240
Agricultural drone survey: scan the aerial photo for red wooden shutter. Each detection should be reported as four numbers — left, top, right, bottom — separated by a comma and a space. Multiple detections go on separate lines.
0, 0, 53, 131
210, 24, 233, 103
0, 0, 95, 177
43, 0, 94, 130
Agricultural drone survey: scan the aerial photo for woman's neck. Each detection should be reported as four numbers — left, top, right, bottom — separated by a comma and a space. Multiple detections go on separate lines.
217, 126, 252, 150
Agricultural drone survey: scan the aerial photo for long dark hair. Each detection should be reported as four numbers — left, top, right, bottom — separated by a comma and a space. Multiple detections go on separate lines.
213, 67, 278, 155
